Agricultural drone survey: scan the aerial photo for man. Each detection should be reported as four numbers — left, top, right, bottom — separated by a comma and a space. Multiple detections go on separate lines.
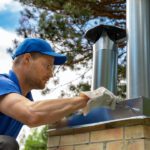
0, 38, 89, 150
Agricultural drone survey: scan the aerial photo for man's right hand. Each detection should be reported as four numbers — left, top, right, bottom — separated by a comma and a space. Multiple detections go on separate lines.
79, 93, 90, 102
49, 117, 68, 129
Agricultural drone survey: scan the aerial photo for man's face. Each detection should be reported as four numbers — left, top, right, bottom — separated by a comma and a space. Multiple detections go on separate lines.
26, 54, 55, 89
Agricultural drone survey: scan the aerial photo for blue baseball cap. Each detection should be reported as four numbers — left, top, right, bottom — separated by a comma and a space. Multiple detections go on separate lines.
12, 38, 67, 65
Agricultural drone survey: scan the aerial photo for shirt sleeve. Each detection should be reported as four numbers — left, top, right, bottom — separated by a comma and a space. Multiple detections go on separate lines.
0, 76, 20, 96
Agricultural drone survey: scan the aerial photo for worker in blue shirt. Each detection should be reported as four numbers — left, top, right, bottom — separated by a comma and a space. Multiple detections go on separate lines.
0, 38, 90, 150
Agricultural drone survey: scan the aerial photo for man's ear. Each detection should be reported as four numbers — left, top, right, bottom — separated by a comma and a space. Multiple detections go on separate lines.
23, 53, 32, 64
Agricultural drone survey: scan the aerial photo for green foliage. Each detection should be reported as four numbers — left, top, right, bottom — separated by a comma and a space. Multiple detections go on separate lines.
69, 82, 91, 96
17, 0, 126, 19
24, 126, 48, 150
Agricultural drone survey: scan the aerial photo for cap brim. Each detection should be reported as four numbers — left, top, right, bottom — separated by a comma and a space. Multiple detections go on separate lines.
43, 51, 67, 65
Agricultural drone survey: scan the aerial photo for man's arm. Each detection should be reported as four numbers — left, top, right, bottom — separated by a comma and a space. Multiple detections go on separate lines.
0, 93, 89, 127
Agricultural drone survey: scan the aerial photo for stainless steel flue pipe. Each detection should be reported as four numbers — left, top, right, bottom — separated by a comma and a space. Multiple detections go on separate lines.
92, 32, 117, 92
85, 25, 126, 94
127, 0, 150, 99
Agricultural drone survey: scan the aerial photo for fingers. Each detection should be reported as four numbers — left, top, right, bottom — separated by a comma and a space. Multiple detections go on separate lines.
79, 93, 90, 101
49, 118, 68, 129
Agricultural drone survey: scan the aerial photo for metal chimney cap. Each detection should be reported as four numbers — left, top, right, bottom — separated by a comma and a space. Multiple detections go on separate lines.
84, 25, 126, 43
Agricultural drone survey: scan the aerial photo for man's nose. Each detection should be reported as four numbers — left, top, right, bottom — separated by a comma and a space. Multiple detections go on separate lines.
48, 69, 53, 78
50, 72, 54, 78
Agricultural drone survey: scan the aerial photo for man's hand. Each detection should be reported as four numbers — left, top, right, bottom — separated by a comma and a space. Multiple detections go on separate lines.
80, 87, 123, 115
79, 93, 90, 100
49, 117, 68, 129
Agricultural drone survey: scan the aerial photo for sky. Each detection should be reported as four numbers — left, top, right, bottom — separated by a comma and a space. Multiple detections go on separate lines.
0, 0, 22, 71
0, 0, 22, 32
0, 2, 21, 30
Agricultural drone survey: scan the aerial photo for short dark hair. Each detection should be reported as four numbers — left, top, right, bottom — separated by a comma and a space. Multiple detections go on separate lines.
30, 52, 43, 59
13, 52, 42, 65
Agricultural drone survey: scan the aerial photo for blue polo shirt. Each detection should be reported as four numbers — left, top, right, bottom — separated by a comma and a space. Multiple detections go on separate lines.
0, 70, 33, 138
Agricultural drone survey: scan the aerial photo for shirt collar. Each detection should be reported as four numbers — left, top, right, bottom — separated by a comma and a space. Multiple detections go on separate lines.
9, 70, 33, 100
9, 70, 22, 94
